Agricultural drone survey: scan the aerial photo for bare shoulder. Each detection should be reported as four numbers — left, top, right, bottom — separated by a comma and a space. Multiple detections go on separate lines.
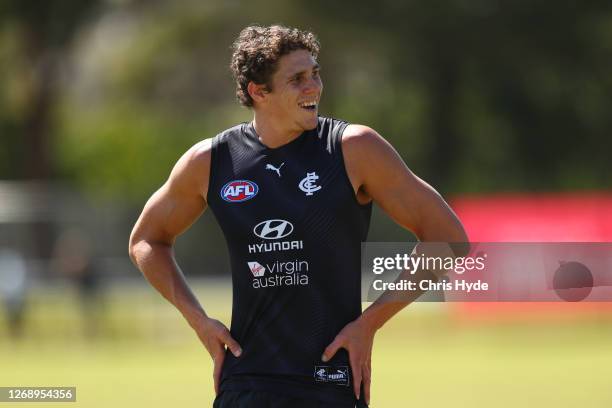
187, 138, 213, 168
341, 124, 396, 159
342, 124, 383, 146
341, 124, 399, 172
168, 138, 213, 201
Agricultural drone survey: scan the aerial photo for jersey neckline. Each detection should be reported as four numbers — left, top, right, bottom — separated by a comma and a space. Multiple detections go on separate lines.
243, 121, 316, 152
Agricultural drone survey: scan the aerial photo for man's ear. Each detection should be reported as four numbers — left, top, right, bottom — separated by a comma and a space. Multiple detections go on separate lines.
247, 81, 268, 105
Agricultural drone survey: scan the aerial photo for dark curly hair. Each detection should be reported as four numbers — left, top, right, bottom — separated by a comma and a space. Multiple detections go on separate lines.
230, 25, 320, 107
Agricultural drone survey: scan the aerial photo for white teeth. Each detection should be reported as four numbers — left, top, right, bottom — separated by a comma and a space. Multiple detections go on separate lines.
299, 101, 317, 108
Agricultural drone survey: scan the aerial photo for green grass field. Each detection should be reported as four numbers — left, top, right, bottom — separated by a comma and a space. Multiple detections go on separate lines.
1, 281, 612, 408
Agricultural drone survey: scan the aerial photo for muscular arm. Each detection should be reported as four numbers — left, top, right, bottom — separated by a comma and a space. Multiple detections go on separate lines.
129, 139, 210, 327
342, 124, 466, 242
342, 124, 468, 327
128, 139, 240, 394
323, 125, 468, 403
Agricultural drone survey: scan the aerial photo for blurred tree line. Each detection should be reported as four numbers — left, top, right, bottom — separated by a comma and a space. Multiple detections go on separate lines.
2, 0, 611, 203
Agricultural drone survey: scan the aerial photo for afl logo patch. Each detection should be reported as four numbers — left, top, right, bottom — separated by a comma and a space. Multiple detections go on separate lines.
221, 180, 259, 202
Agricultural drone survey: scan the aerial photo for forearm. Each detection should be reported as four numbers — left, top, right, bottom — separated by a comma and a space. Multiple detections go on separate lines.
360, 265, 436, 331
360, 241, 466, 331
130, 240, 207, 329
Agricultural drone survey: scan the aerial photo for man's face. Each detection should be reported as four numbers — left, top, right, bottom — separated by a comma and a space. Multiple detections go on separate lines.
259, 49, 323, 132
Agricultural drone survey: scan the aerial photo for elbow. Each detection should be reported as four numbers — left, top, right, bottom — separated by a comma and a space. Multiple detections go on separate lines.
456, 225, 469, 244
129, 238, 152, 274
128, 239, 139, 266
451, 224, 470, 257
128, 233, 172, 268
128, 231, 145, 267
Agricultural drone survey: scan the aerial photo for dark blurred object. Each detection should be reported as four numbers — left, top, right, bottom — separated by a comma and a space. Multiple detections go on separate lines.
52, 227, 104, 338
553, 261, 594, 302
0, 0, 101, 179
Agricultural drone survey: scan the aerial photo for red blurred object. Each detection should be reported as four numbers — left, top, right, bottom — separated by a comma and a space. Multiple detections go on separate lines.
452, 192, 612, 242
449, 192, 612, 322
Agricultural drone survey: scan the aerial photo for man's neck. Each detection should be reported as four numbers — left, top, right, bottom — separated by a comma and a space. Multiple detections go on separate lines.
252, 113, 303, 149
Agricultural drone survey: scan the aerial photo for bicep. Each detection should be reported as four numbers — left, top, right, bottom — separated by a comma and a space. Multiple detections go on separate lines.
346, 126, 465, 241
369, 166, 460, 240
132, 182, 206, 246
131, 140, 211, 246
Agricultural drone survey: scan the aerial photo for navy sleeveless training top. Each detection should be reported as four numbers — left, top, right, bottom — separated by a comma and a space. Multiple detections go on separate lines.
207, 116, 372, 405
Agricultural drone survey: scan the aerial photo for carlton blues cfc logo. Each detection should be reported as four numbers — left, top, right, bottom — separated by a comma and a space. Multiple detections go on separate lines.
220, 180, 259, 202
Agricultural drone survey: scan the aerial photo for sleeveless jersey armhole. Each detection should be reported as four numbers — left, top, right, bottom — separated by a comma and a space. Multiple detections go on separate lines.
206, 134, 220, 204
333, 121, 371, 208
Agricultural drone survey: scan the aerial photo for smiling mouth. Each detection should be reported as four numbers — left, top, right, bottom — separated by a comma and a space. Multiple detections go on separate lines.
298, 101, 318, 111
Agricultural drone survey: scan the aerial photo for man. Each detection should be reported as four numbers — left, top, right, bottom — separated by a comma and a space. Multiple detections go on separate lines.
129, 25, 467, 407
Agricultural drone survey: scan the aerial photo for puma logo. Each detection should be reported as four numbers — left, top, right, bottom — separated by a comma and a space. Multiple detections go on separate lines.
265, 163, 284, 177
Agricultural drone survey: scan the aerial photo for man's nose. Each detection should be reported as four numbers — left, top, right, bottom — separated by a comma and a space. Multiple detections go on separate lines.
303, 77, 322, 95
